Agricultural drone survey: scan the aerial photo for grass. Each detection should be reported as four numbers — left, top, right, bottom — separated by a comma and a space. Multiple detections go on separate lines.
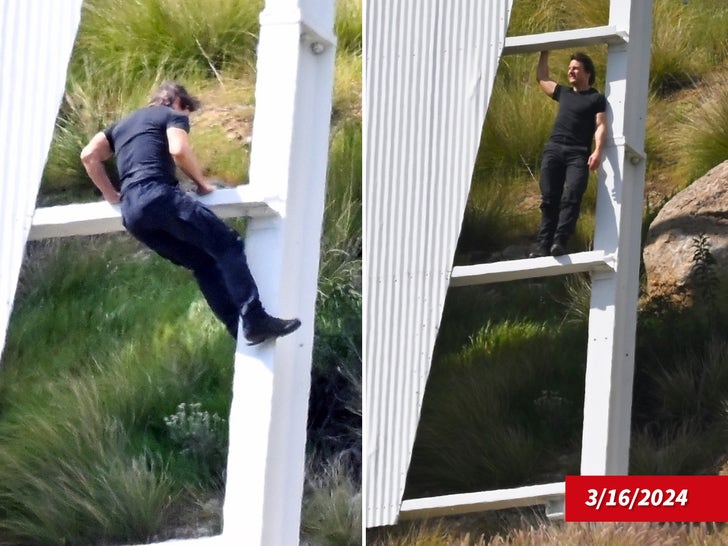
301, 457, 363, 546
650, 0, 728, 95
0, 382, 174, 545
669, 79, 728, 183
508, 0, 608, 36
335, 0, 363, 56
71, 0, 262, 89
369, 520, 728, 546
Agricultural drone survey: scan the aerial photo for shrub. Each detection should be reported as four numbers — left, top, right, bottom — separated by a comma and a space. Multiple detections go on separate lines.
164, 402, 229, 487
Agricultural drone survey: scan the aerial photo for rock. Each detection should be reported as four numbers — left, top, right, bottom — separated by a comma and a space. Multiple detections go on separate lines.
643, 160, 728, 302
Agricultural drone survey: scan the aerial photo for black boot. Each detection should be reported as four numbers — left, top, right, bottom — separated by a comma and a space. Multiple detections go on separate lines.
242, 313, 301, 346
529, 244, 551, 258
550, 240, 567, 256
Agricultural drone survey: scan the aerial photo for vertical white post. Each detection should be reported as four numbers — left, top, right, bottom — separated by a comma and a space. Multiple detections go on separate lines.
0, 0, 83, 362
221, 1, 336, 544
581, 0, 652, 474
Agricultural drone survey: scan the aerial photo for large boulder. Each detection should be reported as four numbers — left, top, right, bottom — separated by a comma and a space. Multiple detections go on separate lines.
643, 160, 728, 302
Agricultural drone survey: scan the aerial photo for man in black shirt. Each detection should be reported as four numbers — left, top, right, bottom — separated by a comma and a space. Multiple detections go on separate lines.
530, 51, 607, 257
80, 81, 300, 344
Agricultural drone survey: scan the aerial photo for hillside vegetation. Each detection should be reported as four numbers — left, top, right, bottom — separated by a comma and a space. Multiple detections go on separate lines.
0, 0, 361, 545
370, 0, 728, 544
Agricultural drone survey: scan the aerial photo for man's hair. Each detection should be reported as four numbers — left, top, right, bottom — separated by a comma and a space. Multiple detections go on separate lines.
148, 81, 201, 112
571, 52, 596, 86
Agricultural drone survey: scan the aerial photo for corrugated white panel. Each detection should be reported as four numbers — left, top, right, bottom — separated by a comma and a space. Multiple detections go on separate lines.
365, 0, 514, 527
0, 0, 83, 360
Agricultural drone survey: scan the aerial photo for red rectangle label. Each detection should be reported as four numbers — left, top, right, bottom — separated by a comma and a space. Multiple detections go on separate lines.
566, 475, 728, 521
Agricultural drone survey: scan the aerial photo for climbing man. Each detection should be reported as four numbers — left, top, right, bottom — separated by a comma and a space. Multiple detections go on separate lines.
80, 81, 300, 344
529, 50, 607, 257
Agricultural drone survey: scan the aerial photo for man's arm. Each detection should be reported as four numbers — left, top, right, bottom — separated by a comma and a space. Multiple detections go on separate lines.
537, 51, 558, 96
588, 111, 607, 171
166, 127, 216, 194
80, 132, 121, 204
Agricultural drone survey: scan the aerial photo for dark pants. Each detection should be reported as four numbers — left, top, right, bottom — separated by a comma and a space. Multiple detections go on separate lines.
120, 181, 264, 337
537, 142, 590, 248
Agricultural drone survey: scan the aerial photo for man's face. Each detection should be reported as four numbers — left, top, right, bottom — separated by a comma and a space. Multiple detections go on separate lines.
567, 60, 590, 89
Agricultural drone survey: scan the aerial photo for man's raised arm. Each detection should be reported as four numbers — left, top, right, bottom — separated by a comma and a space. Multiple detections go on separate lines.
537, 51, 558, 97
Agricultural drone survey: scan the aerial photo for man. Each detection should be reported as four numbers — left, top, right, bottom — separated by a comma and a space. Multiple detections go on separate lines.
529, 51, 607, 257
80, 81, 300, 344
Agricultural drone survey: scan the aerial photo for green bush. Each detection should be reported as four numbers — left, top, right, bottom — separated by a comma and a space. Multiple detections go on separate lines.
164, 402, 229, 487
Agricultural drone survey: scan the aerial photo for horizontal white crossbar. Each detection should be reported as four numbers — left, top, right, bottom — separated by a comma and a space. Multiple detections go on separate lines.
399, 482, 565, 520
29, 186, 277, 240
503, 25, 628, 55
449, 250, 616, 287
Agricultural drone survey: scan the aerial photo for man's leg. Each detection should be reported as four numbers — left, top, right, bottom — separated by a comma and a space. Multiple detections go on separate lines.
121, 183, 248, 337
126, 226, 241, 337
553, 149, 590, 251
533, 144, 566, 256
143, 186, 299, 344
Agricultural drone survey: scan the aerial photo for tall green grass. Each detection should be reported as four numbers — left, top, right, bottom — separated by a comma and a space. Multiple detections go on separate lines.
0, 381, 174, 545
670, 80, 728, 183
335, 0, 363, 55
71, 0, 262, 90
508, 0, 608, 36
650, 0, 728, 95
301, 457, 362, 546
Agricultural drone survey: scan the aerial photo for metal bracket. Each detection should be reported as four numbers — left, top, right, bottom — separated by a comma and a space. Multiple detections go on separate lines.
612, 135, 646, 165
545, 498, 565, 521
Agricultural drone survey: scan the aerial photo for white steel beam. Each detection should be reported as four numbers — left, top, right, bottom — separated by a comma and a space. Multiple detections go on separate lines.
580, 0, 652, 475
0, 0, 83, 361
221, 0, 336, 544
449, 251, 615, 287
399, 482, 564, 520
365, 0, 514, 527
503, 26, 628, 55
29, 187, 276, 240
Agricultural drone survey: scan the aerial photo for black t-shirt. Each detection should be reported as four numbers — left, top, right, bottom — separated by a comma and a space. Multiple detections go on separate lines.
104, 105, 190, 191
548, 84, 607, 149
